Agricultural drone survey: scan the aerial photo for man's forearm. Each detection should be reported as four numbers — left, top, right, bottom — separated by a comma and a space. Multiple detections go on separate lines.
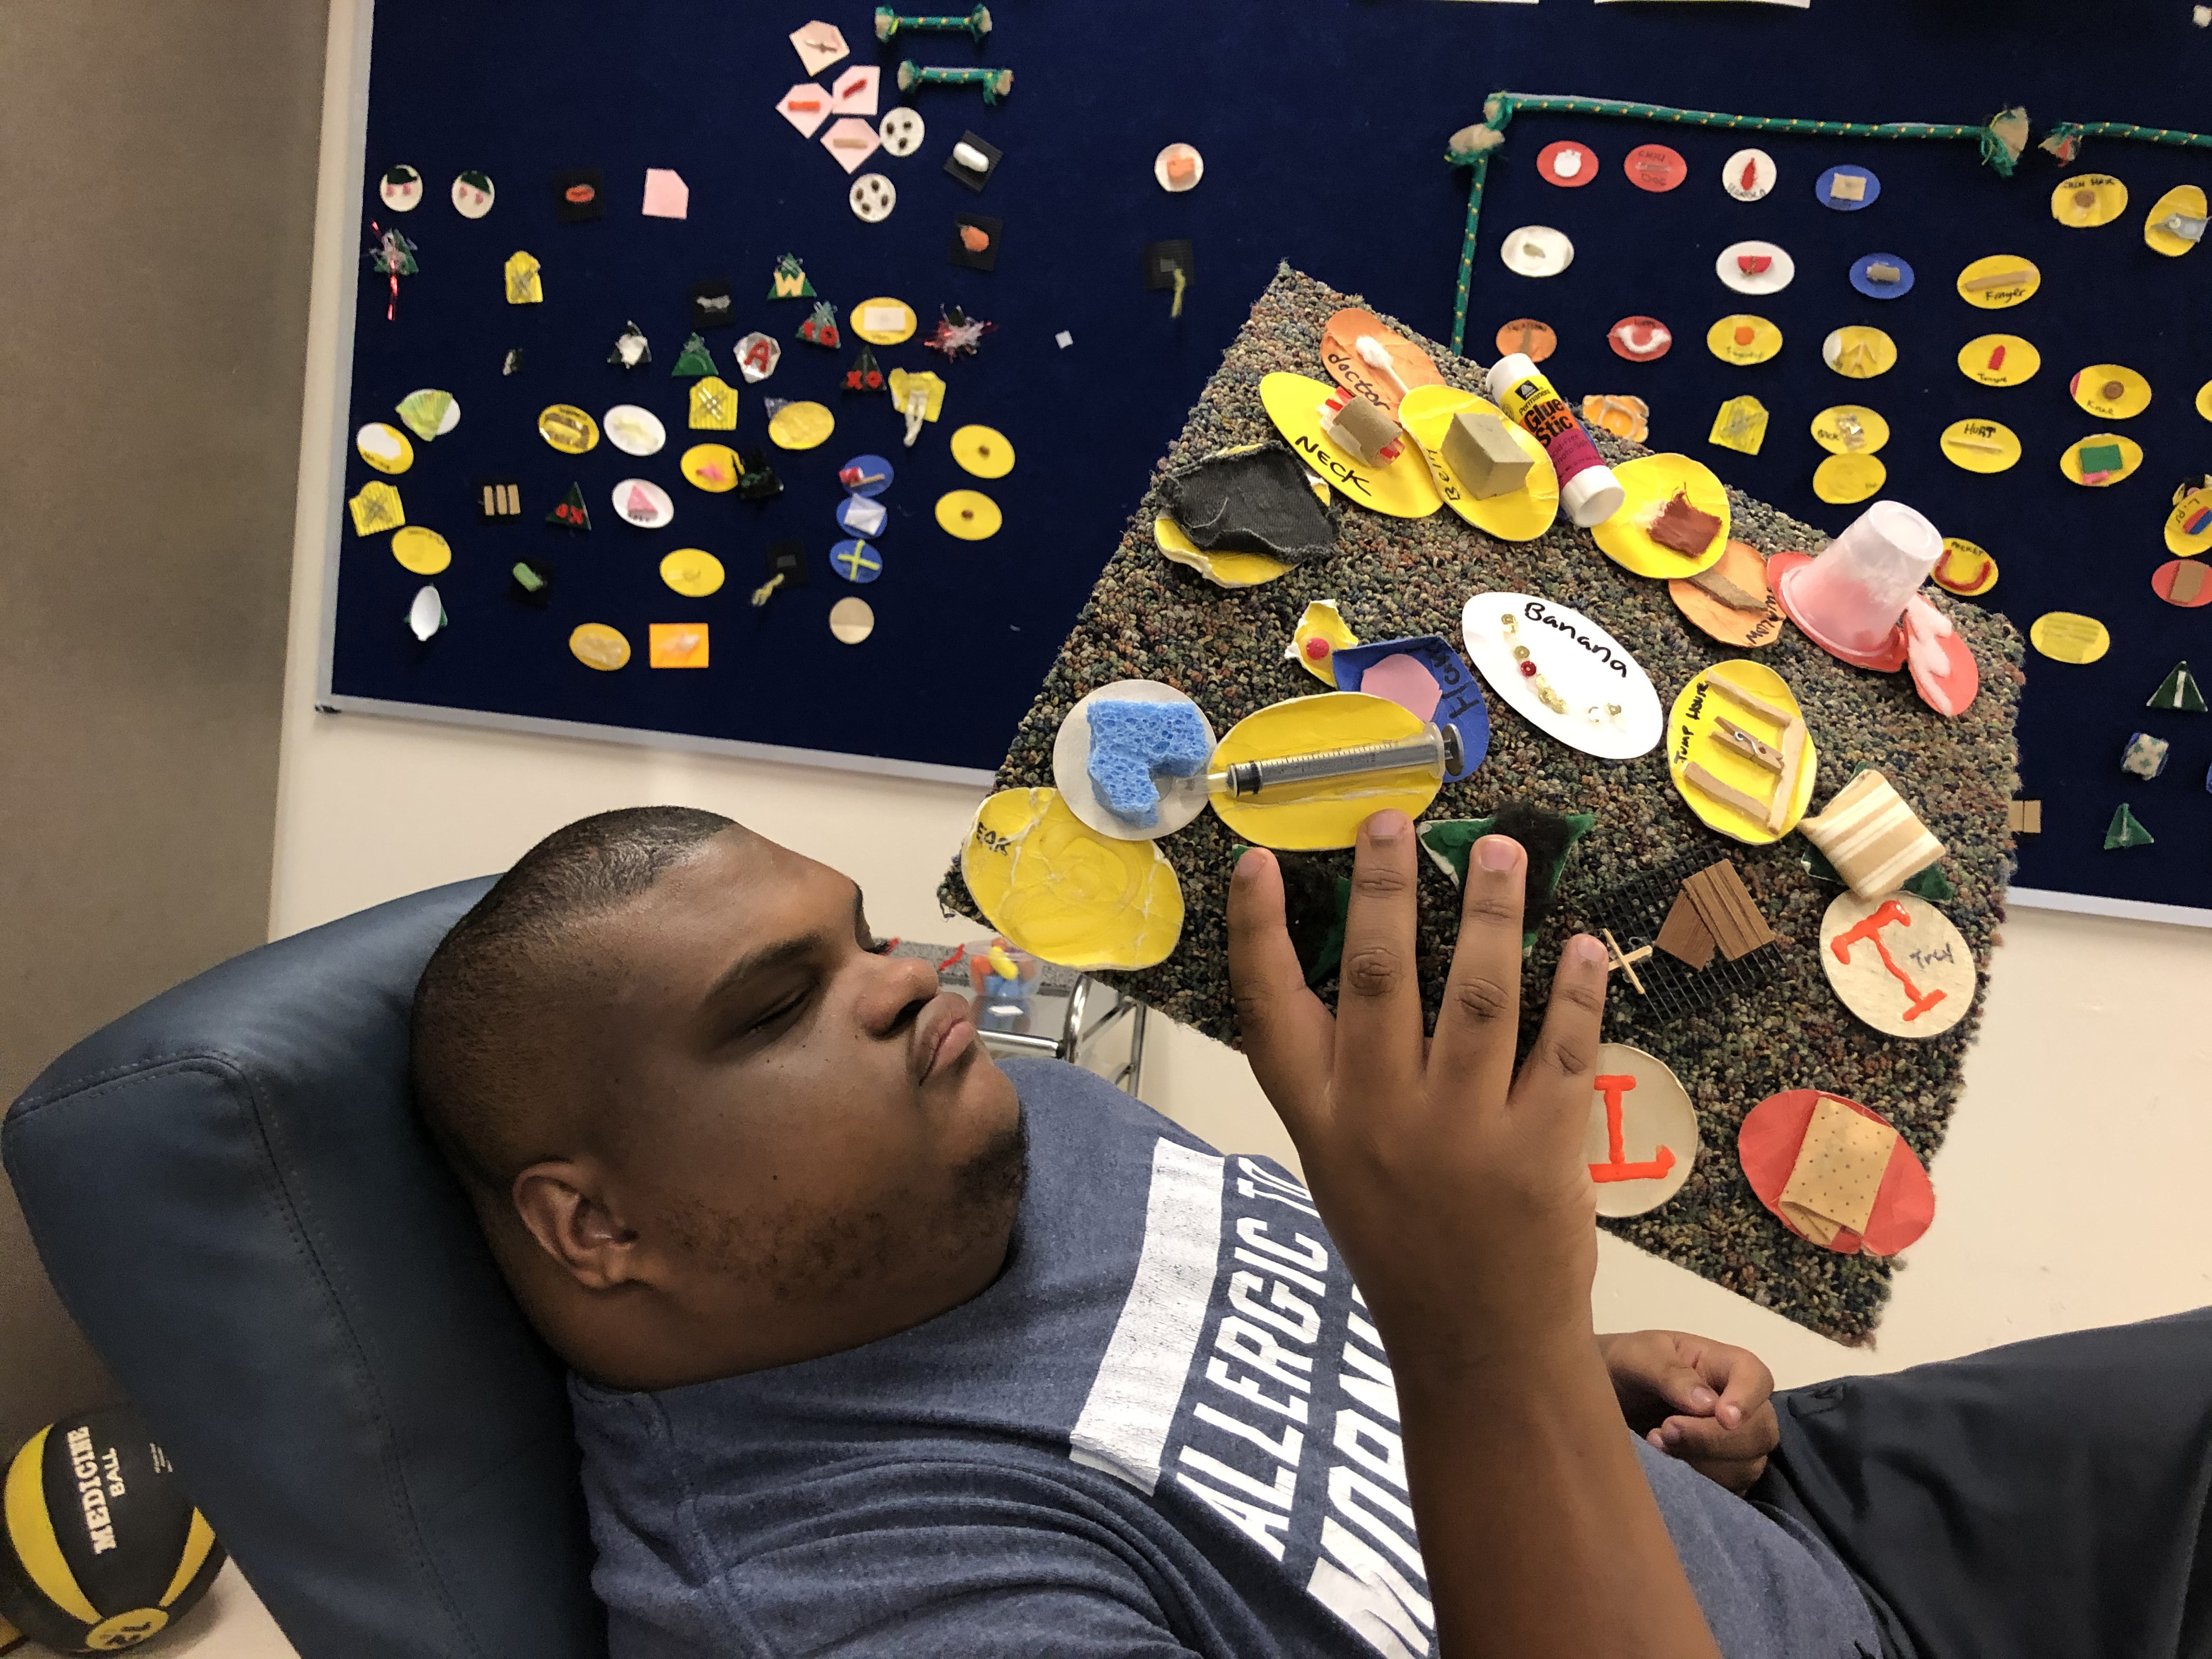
1397, 1330, 1724, 1659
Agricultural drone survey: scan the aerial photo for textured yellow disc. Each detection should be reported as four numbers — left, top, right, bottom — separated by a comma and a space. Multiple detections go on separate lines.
950, 424, 1016, 478
2167, 484, 2212, 556
1810, 405, 1888, 456
1938, 419, 2021, 473
2146, 185, 2209, 256
961, 787, 1183, 969
1257, 371, 1442, 518
1821, 325, 1896, 378
356, 422, 414, 473
659, 548, 725, 596
390, 526, 451, 575
1814, 454, 1887, 505
569, 623, 631, 671
1590, 453, 1730, 578
1396, 384, 1559, 542
850, 297, 918, 345
2059, 432, 2143, 487
768, 401, 834, 450
1956, 335, 2039, 388
1207, 692, 1442, 851
2069, 364, 2152, 421
538, 404, 599, 454
936, 489, 1002, 539
1954, 255, 2040, 309
2029, 612, 2109, 664
680, 443, 742, 492
2052, 173, 2127, 228
1706, 314, 1782, 366
1933, 538, 1999, 597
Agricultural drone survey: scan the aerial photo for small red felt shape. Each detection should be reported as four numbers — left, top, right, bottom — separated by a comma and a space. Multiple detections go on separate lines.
1737, 254, 1773, 275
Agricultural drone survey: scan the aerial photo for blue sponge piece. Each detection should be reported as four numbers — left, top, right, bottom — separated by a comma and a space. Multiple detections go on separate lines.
1085, 699, 1212, 827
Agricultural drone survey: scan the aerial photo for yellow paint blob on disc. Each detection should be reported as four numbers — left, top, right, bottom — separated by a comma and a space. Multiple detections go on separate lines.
950, 424, 1015, 478
2145, 185, 2208, 257
659, 548, 725, 596
1153, 515, 1291, 588
1396, 383, 1559, 542
1207, 692, 1443, 851
569, 622, 631, 671
1257, 371, 1442, 520
2166, 484, 2212, 556
680, 443, 742, 492
1954, 255, 2040, 309
1956, 334, 2039, 388
538, 404, 599, 453
2059, 432, 2143, 487
850, 297, 918, 345
1933, 537, 1999, 597
768, 401, 834, 450
390, 525, 451, 575
1814, 453, 1887, 505
1286, 600, 1359, 686
961, 787, 1184, 969
2069, 364, 2152, 421
1666, 659, 1818, 845
936, 489, 1002, 539
356, 422, 414, 474
1810, 405, 1889, 456
1821, 325, 1897, 378
2052, 173, 2127, 228
1706, 314, 1782, 366
2029, 612, 2109, 664
1938, 419, 2021, 473
1591, 453, 1730, 578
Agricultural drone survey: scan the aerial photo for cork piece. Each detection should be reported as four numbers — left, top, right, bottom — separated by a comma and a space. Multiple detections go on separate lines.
1779, 1096, 1899, 1248
1681, 861, 1775, 960
1649, 491, 1724, 556
1442, 409, 1533, 499
1655, 888, 1717, 969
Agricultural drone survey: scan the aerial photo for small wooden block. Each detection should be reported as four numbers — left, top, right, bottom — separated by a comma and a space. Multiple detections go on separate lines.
1681, 861, 1775, 961
2007, 799, 2043, 834
1961, 268, 2036, 292
1655, 889, 1717, 969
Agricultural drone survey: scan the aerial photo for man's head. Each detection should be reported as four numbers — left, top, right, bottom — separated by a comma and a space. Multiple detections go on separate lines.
410, 808, 1024, 1390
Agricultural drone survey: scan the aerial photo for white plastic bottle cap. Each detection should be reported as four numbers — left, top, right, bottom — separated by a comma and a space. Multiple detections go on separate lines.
1561, 466, 1626, 527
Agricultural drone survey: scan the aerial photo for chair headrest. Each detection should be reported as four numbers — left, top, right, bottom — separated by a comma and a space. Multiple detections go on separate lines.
4, 879, 606, 1659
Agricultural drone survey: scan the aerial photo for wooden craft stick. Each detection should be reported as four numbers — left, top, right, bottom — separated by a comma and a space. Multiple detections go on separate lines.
1960, 268, 2036, 292
1714, 716, 1784, 771
1601, 928, 1651, 996
1700, 674, 1795, 729
1766, 719, 1808, 833
1682, 862, 1776, 960
1943, 434, 2007, 454
1684, 760, 1773, 824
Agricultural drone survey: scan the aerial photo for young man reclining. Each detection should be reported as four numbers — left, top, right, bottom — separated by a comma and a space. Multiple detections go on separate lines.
409, 805, 2212, 1659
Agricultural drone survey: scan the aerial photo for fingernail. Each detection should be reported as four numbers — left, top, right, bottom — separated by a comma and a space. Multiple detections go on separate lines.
1567, 934, 1606, 966
1720, 1402, 1741, 1429
1234, 847, 1271, 881
1689, 1386, 1718, 1412
1646, 1428, 1666, 1449
1476, 834, 1517, 871
1659, 1421, 1681, 1446
1367, 811, 1407, 844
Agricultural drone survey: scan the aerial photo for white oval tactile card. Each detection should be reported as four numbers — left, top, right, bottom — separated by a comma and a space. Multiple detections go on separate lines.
1460, 592, 1662, 760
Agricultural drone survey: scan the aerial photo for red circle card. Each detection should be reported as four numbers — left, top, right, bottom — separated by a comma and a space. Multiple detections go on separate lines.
1537, 141, 1599, 187
1739, 1090, 1935, 1257
1624, 144, 1688, 193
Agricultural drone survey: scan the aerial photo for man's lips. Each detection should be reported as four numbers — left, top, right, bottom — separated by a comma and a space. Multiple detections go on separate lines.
912, 991, 977, 1083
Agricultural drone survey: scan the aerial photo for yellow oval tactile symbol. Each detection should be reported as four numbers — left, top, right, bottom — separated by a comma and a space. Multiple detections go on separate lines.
1938, 419, 2021, 473
950, 424, 1015, 478
2029, 612, 2109, 664
1957, 335, 2039, 388
538, 404, 599, 454
659, 549, 725, 596
2069, 364, 2151, 421
1955, 255, 2040, 309
569, 622, 631, 670
936, 489, 1002, 539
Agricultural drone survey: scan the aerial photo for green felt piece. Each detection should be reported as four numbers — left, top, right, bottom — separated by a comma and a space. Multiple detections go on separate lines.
2148, 661, 2206, 713
1417, 811, 1597, 949
1798, 842, 1955, 904
940, 267, 2023, 1346
2077, 441, 2125, 474
2105, 802, 2154, 849
670, 333, 717, 378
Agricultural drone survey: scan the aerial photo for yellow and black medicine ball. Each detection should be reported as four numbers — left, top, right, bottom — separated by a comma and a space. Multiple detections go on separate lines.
0, 1406, 223, 1654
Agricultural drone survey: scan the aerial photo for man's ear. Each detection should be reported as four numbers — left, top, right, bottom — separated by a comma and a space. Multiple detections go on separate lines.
512, 1160, 646, 1291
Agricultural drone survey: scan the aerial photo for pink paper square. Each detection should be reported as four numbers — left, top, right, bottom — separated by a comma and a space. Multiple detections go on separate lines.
1359, 653, 1442, 722
641, 168, 689, 219
821, 117, 881, 174
778, 83, 830, 138
828, 64, 880, 116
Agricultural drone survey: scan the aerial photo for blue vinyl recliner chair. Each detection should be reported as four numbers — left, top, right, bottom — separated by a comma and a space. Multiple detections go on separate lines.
3, 881, 607, 1659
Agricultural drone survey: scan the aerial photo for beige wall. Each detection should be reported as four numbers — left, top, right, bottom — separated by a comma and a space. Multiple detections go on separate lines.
0, 3, 327, 1451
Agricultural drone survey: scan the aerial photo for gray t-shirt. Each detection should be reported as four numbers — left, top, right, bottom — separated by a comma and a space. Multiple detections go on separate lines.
571, 1058, 1878, 1658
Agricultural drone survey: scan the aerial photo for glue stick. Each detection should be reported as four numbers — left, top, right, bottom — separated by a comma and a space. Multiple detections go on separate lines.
1485, 354, 1626, 527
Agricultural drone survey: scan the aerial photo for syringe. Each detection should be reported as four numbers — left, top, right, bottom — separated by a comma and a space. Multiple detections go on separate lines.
1210, 723, 1463, 800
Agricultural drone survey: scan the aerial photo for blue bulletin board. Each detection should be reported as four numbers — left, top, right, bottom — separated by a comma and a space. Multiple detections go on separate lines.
320, 0, 2212, 915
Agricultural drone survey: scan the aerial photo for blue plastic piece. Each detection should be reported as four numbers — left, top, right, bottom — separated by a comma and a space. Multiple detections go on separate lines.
1085, 699, 1211, 828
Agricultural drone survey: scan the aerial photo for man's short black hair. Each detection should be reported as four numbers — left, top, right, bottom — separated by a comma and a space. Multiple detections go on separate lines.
411, 805, 737, 1195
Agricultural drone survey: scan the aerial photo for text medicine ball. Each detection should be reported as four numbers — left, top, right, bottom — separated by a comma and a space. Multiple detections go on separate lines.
0, 1406, 223, 1653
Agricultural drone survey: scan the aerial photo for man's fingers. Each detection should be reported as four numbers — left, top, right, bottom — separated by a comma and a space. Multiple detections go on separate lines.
1655, 1403, 1780, 1466
1332, 812, 1425, 1097
1513, 931, 1610, 1113
1683, 1339, 1775, 1431
1649, 1362, 1720, 1420
1426, 834, 1528, 1095
1227, 848, 1335, 1132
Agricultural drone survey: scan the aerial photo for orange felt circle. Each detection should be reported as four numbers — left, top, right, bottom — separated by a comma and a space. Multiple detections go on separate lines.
1739, 1090, 1935, 1257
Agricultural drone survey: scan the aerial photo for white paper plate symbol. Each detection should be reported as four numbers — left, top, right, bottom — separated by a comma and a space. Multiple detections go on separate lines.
1717, 240, 1795, 295
1460, 592, 1662, 760
1501, 226, 1575, 278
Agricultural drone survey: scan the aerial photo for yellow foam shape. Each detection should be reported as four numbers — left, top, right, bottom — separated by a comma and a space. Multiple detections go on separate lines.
1153, 515, 1292, 588
1706, 314, 1782, 366
2052, 173, 2127, 228
1396, 384, 1559, 541
390, 525, 450, 575
1591, 453, 1730, 578
962, 787, 1183, 970
1286, 600, 1358, 686
888, 368, 944, 423
356, 422, 414, 474
1814, 454, 1886, 505
768, 401, 834, 450
951, 424, 1015, 478
1708, 396, 1769, 456
2029, 612, 2109, 664
1821, 325, 1896, 378
680, 443, 742, 492
1207, 692, 1442, 851
2059, 432, 2142, 487
1955, 255, 2040, 309
1667, 660, 1816, 845
569, 622, 631, 671
1810, 405, 1889, 456
688, 376, 738, 431
851, 296, 918, 345
1938, 419, 2020, 473
1933, 537, 1999, 597
660, 549, 725, 596
2145, 184, 2207, 257
2070, 364, 2152, 421
2166, 486, 2212, 557
1257, 371, 1440, 520
1956, 334, 2039, 388
347, 481, 404, 537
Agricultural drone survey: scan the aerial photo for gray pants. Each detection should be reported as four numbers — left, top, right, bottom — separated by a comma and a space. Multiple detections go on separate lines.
1752, 1308, 2212, 1659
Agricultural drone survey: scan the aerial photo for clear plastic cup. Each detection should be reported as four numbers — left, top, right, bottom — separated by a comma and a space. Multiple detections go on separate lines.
1779, 500, 1943, 657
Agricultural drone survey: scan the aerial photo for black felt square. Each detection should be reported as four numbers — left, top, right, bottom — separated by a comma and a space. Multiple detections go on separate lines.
948, 213, 1002, 271
690, 279, 735, 330
768, 539, 809, 588
553, 168, 604, 221
943, 131, 1002, 192
1142, 239, 1195, 290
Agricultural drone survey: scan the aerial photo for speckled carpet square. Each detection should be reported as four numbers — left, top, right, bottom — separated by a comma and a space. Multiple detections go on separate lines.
943, 266, 2023, 1345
